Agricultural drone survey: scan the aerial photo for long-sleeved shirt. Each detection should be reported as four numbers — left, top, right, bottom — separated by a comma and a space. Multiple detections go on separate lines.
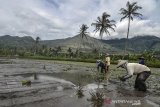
123, 63, 150, 79
105, 57, 110, 66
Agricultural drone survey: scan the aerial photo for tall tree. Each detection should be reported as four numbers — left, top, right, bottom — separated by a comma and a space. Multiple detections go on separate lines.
91, 12, 116, 40
120, 1, 142, 56
79, 24, 89, 39
35, 37, 40, 54
55, 46, 62, 56
67, 47, 73, 58
91, 12, 116, 55
78, 24, 89, 53
56, 46, 61, 53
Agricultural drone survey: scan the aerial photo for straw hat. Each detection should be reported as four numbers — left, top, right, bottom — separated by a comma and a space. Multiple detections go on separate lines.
105, 53, 109, 56
139, 56, 145, 60
117, 60, 128, 68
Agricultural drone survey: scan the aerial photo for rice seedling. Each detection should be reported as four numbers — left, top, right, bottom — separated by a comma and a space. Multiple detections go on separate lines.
87, 91, 105, 107
21, 80, 31, 86
76, 84, 84, 98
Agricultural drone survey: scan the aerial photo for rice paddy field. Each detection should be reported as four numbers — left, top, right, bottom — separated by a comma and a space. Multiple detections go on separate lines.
0, 58, 159, 107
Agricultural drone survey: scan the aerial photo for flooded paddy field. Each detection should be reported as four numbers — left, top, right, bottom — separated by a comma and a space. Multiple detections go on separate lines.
0, 59, 160, 107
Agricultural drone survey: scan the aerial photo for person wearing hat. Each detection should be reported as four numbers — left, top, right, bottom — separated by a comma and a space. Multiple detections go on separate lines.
105, 53, 110, 73
105, 53, 111, 81
117, 60, 151, 92
139, 56, 145, 65
96, 60, 106, 73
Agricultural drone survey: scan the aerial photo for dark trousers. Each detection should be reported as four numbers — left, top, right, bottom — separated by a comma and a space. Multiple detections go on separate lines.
134, 71, 151, 92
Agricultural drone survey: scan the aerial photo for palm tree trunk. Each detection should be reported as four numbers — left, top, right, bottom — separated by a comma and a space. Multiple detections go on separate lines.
77, 35, 81, 57
100, 39, 103, 59
123, 16, 131, 59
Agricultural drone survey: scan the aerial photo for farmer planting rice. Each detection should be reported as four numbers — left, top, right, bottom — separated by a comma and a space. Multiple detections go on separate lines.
117, 60, 151, 92
105, 53, 111, 82
139, 56, 145, 65
96, 60, 106, 73
105, 53, 110, 73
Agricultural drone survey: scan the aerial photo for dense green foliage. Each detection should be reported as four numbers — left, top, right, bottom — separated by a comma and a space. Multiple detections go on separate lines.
19, 53, 160, 68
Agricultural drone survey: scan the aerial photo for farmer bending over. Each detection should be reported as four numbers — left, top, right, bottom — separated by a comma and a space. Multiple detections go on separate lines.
117, 60, 151, 92
139, 56, 145, 65
96, 60, 106, 73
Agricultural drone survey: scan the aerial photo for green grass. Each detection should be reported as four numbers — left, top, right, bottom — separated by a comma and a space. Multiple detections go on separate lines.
20, 55, 160, 68
22, 55, 96, 63
146, 60, 160, 68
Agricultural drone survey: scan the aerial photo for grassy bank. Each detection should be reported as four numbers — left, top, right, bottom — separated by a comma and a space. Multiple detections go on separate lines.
21, 55, 97, 63
20, 55, 160, 68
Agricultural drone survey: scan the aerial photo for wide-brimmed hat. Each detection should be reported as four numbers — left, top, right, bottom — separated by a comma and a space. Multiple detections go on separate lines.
139, 56, 145, 59
105, 53, 109, 56
117, 60, 128, 68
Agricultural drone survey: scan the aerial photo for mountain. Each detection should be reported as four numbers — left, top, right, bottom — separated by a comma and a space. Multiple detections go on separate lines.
41, 35, 121, 53
0, 35, 35, 49
102, 35, 160, 52
0, 35, 121, 53
0, 35, 159, 53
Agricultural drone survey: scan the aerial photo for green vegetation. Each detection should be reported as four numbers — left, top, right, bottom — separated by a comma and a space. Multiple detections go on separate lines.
76, 85, 84, 98
20, 53, 160, 68
88, 91, 105, 107
21, 80, 31, 86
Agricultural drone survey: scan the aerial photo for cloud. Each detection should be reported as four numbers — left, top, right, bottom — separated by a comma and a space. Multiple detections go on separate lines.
0, 0, 159, 40
109, 19, 160, 39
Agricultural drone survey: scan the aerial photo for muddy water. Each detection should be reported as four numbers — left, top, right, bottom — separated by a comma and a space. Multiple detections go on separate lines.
0, 59, 159, 107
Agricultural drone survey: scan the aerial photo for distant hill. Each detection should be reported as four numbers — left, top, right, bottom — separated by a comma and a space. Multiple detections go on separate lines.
102, 35, 160, 52
0, 35, 35, 49
0, 35, 159, 53
41, 35, 121, 53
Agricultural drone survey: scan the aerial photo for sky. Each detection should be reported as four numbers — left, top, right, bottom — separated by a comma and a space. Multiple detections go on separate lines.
0, 0, 159, 40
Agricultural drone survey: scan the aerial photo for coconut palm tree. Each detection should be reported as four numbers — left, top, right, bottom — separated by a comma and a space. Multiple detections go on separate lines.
35, 36, 40, 54
78, 24, 89, 53
120, 1, 142, 56
79, 24, 89, 39
91, 12, 116, 40
91, 12, 116, 56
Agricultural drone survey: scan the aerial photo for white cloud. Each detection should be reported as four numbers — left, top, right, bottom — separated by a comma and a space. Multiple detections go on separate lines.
109, 19, 160, 39
0, 0, 159, 40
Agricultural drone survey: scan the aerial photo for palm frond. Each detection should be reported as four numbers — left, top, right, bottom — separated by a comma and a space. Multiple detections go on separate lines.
132, 12, 143, 19
130, 16, 133, 20
91, 23, 102, 26
120, 1, 142, 21
79, 24, 89, 39
92, 12, 116, 39
120, 15, 128, 21
97, 17, 102, 23
131, 2, 137, 7
105, 29, 111, 36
